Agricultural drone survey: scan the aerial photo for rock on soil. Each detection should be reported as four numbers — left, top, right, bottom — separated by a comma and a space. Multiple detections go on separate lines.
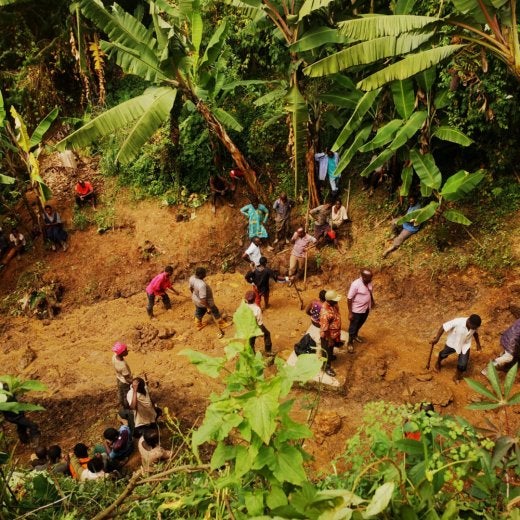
313, 411, 343, 445
18, 347, 37, 370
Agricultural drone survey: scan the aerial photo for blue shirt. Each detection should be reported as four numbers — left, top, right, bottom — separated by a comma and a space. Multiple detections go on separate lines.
402, 203, 421, 233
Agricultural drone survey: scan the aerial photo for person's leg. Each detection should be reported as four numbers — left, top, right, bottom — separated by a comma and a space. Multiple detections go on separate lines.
249, 336, 256, 353
194, 305, 207, 329
354, 311, 369, 340
348, 313, 363, 343
454, 350, 470, 382
253, 286, 261, 306
274, 219, 282, 243
435, 345, 455, 371
75, 195, 82, 206
297, 257, 305, 279
288, 254, 298, 277
263, 291, 270, 309
209, 304, 221, 320
117, 381, 131, 408
494, 351, 514, 370
161, 293, 172, 310
146, 293, 155, 318
260, 324, 272, 353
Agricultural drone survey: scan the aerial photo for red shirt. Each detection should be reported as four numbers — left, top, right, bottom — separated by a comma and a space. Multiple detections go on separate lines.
146, 272, 172, 296
320, 301, 342, 342
75, 181, 93, 196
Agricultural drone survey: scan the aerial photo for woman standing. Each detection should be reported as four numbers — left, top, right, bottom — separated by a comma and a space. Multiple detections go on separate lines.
127, 377, 158, 438
240, 198, 269, 239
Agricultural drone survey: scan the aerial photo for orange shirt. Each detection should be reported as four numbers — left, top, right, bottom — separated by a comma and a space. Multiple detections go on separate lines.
75, 182, 93, 196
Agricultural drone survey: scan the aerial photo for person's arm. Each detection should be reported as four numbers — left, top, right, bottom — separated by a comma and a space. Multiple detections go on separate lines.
347, 298, 353, 320
261, 205, 269, 224
129, 385, 138, 411
430, 325, 445, 346
305, 301, 313, 316
245, 271, 255, 285
240, 206, 249, 217
473, 331, 482, 351
167, 285, 180, 296
112, 429, 129, 452
370, 289, 376, 308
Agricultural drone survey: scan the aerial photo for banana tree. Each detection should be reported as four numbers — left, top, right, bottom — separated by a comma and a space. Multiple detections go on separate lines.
303, 0, 520, 91
58, 0, 262, 197
221, 0, 357, 205
0, 91, 57, 227
323, 67, 484, 226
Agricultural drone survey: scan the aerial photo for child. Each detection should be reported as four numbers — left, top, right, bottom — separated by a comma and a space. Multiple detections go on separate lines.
80, 455, 106, 481
68, 443, 90, 480
103, 424, 133, 465
30, 446, 48, 471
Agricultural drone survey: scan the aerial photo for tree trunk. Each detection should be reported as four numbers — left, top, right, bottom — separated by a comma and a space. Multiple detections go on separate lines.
305, 143, 319, 208
196, 101, 264, 200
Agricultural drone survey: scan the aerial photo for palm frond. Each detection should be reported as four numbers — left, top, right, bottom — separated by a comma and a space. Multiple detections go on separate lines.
290, 26, 344, 53
213, 107, 244, 132
298, 0, 336, 21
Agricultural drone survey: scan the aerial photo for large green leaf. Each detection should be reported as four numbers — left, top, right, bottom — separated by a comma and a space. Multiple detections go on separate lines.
199, 20, 227, 70
451, 0, 496, 25
410, 150, 442, 190
272, 444, 306, 484
395, 0, 418, 14
415, 66, 437, 92
443, 209, 471, 225
285, 83, 308, 178
400, 164, 413, 196
29, 108, 59, 149
434, 88, 450, 109
464, 374, 499, 401
180, 349, 225, 378
191, 9, 203, 58
362, 482, 395, 518
335, 125, 371, 176
290, 26, 343, 53
0, 174, 16, 185
100, 41, 168, 83
0, 402, 45, 413
432, 126, 473, 146
440, 169, 484, 201
242, 391, 279, 444
212, 107, 243, 132
304, 33, 432, 77
118, 87, 177, 163
338, 15, 440, 40
10, 107, 31, 152
504, 363, 518, 399
318, 93, 360, 109
358, 45, 464, 91
391, 79, 415, 119
388, 111, 427, 150
359, 119, 404, 152
333, 89, 380, 150
397, 200, 439, 225
298, 0, 336, 20
254, 88, 288, 107
0, 91, 5, 127
359, 148, 394, 177
57, 87, 173, 154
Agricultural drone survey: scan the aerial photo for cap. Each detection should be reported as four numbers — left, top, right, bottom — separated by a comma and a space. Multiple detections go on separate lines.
325, 290, 341, 302
112, 342, 127, 355
245, 291, 256, 304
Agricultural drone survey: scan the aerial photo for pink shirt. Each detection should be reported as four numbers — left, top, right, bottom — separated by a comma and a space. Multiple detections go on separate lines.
146, 272, 172, 296
347, 277, 373, 313
291, 232, 317, 258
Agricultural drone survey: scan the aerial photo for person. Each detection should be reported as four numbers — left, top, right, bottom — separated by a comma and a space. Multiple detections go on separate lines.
242, 237, 262, 268
209, 174, 234, 212
189, 267, 230, 331
9, 228, 27, 255
145, 265, 179, 319
482, 319, 520, 375
306, 290, 327, 328
320, 290, 343, 377
347, 269, 376, 353
288, 227, 317, 280
245, 256, 287, 309
112, 342, 132, 410
243, 290, 273, 354
42, 205, 68, 252
138, 428, 172, 473
310, 202, 333, 246
30, 446, 48, 471
74, 180, 97, 209
315, 149, 340, 197
79, 455, 106, 481
362, 157, 386, 196
127, 377, 158, 438
68, 443, 90, 480
47, 445, 69, 475
1, 382, 41, 445
383, 195, 422, 258
272, 193, 294, 244
430, 314, 482, 382
240, 198, 269, 240
103, 424, 133, 463
330, 200, 349, 229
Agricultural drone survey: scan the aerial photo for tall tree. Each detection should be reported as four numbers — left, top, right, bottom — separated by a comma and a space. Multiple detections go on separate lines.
58, 0, 262, 196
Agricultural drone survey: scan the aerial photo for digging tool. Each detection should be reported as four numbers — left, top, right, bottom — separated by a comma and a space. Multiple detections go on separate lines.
292, 282, 304, 310
425, 342, 435, 370
210, 313, 225, 338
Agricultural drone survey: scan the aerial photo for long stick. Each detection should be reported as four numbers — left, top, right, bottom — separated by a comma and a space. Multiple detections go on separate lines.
210, 313, 225, 338
303, 201, 310, 289
425, 342, 435, 370
345, 179, 351, 219
292, 281, 304, 310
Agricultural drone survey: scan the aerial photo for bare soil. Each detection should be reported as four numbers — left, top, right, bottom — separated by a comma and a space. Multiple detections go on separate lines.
1, 155, 519, 474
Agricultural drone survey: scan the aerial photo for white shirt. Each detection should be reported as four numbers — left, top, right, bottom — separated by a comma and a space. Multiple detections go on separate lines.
443, 317, 476, 354
245, 242, 262, 266
247, 302, 263, 327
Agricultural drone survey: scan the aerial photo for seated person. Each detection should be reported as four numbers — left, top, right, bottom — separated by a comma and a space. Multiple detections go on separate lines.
127, 377, 159, 438
30, 446, 48, 471
103, 424, 133, 463
48, 444, 70, 475
74, 180, 97, 209
383, 195, 421, 258
209, 174, 234, 212
68, 443, 90, 480
138, 428, 172, 473
9, 228, 26, 256
330, 200, 349, 229
80, 454, 106, 481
